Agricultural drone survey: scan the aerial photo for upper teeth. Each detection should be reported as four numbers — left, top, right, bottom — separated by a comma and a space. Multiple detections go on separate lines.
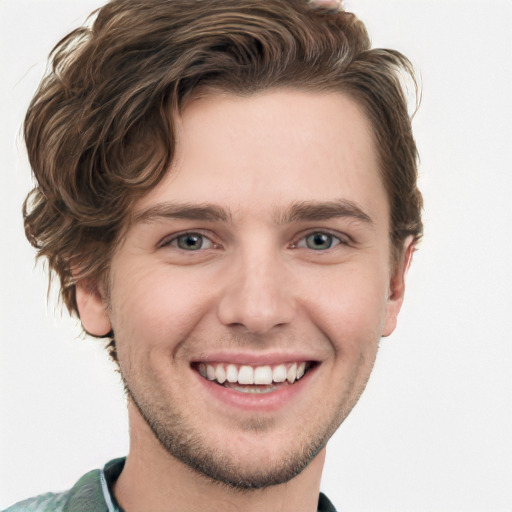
198, 362, 307, 385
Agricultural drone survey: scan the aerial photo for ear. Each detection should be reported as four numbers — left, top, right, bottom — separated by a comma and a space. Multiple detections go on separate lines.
381, 236, 415, 337
75, 278, 112, 337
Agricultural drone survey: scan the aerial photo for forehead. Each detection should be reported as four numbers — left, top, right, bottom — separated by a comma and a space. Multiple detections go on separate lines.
135, 89, 387, 224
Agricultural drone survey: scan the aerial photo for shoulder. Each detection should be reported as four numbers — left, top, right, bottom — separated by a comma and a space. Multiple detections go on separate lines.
2, 468, 105, 512
2, 491, 69, 512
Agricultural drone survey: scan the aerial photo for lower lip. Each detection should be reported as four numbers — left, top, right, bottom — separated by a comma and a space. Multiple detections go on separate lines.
194, 366, 318, 412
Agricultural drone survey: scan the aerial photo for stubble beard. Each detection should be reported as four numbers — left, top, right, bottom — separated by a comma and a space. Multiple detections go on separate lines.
120, 373, 353, 491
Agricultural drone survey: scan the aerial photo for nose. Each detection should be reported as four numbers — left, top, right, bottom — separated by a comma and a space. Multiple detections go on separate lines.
217, 248, 295, 335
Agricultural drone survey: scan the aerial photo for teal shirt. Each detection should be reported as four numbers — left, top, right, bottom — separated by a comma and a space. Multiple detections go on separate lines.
3, 458, 338, 511
3, 458, 124, 512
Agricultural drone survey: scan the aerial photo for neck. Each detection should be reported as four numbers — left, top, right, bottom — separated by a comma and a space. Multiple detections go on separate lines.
113, 404, 326, 512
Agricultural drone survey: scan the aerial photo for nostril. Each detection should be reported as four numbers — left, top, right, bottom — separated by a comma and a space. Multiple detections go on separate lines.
217, 300, 295, 335
215, 264, 295, 334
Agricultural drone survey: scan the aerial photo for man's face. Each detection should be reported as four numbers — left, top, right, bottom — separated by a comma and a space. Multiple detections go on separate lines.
78, 89, 408, 488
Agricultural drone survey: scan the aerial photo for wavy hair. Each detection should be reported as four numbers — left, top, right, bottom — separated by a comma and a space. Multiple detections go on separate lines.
23, 0, 423, 329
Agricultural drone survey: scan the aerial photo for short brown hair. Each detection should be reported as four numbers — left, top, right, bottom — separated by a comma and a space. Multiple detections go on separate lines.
23, 0, 423, 323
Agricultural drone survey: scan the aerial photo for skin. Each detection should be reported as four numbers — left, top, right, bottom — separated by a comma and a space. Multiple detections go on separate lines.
77, 89, 412, 512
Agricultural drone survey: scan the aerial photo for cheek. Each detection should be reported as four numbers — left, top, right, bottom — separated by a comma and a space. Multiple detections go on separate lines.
303, 265, 389, 355
109, 265, 216, 355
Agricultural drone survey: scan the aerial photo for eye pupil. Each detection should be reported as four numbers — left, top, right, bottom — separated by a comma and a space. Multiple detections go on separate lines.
177, 233, 203, 250
306, 233, 332, 250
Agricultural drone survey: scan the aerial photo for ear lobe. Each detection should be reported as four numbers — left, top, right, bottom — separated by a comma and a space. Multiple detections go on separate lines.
75, 279, 112, 337
382, 237, 415, 337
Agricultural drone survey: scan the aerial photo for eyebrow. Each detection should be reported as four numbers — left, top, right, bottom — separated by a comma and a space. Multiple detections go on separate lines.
132, 202, 230, 225
131, 198, 373, 227
276, 199, 374, 226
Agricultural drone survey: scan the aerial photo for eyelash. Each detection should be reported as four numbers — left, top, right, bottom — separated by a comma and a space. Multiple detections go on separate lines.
159, 230, 349, 252
159, 231, 217, 251
291, 230, 349, 251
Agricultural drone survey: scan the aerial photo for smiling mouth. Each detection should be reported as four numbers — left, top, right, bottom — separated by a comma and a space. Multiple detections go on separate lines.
193, 361, 315, 394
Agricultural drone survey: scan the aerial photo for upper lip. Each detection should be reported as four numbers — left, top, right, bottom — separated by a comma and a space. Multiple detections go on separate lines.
190, 351, 320, 366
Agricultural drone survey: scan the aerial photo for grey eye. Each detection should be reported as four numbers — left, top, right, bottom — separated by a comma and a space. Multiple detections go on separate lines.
175, 233, 208, 251
305, 233, 335, 250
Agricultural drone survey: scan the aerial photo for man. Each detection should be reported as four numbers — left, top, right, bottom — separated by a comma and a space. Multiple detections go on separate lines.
6, 0, 422, 510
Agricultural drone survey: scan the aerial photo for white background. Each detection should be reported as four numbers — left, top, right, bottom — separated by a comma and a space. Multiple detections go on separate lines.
1, 1, 511, 510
